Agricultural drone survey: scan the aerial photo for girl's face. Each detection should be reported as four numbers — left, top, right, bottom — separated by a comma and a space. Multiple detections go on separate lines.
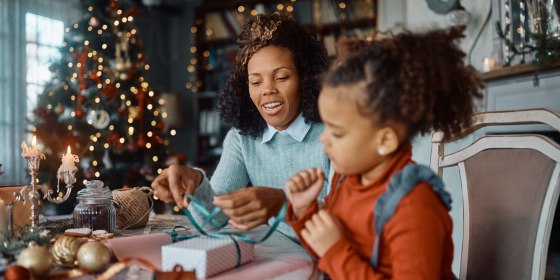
318, 84, 388, 182
247, 46, 302, 131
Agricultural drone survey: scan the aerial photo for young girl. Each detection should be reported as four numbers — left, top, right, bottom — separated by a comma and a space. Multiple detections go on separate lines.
285, 28, 484, 279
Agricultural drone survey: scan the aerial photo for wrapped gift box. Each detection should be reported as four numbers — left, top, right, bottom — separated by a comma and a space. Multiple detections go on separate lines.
162, 236, 255, 279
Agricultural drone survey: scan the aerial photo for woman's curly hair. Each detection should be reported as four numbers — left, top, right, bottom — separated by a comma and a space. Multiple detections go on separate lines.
323, 28, 485, 140
218, 13, 329, 138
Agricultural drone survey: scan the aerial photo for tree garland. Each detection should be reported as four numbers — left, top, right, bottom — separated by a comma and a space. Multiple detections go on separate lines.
495, 1, 560, 86
0, 218, 74, 255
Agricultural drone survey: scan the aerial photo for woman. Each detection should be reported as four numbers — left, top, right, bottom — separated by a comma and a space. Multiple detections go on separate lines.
152, 13, 330, 238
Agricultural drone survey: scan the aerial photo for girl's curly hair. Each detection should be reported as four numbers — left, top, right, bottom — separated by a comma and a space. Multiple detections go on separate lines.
218, 13, 329, 138
323, 28, 485, 140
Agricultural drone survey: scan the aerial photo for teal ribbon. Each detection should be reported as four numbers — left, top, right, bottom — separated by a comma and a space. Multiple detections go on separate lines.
165, 194, 288, 267
165, 225, 198, 242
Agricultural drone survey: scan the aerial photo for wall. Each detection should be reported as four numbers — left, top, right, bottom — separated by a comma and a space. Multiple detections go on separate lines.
380, 0, 494, 72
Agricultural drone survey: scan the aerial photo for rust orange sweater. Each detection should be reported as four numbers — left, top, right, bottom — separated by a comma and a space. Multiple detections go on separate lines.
287, 145, 454, 280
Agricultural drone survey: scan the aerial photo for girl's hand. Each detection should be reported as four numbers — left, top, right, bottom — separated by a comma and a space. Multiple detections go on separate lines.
285, 168, 324, 219
301, 210, 343, 257
213, 187, 286, 230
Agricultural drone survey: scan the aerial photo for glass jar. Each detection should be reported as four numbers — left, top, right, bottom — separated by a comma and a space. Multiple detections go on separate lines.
73, 180, 117, 233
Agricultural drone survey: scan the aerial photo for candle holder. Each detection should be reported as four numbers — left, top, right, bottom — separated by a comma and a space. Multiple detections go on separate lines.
15, 145, 76, 227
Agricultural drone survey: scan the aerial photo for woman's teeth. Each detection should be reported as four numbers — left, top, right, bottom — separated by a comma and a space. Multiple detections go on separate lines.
263, 102, 282, 110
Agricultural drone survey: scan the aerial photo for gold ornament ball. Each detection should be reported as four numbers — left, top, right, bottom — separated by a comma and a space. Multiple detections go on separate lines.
52, 236, 83, 266
17, 245, 53, 277
76, 241, 111, 272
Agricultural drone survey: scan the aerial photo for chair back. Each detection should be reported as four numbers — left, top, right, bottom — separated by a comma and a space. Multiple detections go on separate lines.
0, 185, 32, 228
429, 108, 560, 280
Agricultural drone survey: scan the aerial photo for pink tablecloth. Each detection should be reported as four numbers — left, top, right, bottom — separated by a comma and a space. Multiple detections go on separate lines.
103, 225, 316, 279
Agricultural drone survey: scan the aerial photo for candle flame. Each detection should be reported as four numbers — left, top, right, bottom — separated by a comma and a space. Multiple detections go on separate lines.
67, 146, 71, 155
32, 135, 37, 147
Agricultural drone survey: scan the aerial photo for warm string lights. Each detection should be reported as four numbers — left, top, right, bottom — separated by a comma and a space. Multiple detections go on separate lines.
33, 0, 172, 188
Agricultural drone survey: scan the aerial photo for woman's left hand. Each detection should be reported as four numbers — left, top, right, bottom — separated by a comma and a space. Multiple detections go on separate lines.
213, 187, 286, 230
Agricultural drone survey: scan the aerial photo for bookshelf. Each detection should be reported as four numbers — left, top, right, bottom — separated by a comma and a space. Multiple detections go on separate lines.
192, 0, 377, 174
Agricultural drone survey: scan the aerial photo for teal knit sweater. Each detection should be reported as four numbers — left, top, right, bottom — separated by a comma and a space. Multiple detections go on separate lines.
192, 122, 330, 239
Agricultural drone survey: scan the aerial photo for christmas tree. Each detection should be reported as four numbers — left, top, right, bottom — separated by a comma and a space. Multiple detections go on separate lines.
31, 0, 169, 206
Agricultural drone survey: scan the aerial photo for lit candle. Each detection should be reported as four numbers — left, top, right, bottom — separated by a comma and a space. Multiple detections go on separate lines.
481, 57, 496, 73
20, 135, 45, 159
60, 146, 79, 173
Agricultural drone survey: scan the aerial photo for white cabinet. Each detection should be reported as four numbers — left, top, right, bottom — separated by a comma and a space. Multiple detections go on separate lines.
485, 69, 560, 112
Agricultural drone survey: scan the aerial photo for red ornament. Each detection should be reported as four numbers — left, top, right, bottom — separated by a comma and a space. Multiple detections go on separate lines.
35, 107, 52, 121
103, 84, 117, 99
106, 133, 120, 144
78, 83, 87, 91
127, 66, 137, 81
5, 265, 31, 280
109, 1, 119, 10
136, 137, 146, 148
118, 106, 127, 115
75, 107, 85, 118
77, 94, 86, 104
89, 73, 101, 83
125, 7, 142, 17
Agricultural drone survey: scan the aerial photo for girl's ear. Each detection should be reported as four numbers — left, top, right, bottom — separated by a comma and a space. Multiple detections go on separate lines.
375, 126, 401, 156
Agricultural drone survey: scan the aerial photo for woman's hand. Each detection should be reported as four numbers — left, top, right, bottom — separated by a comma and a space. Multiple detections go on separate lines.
285, 168, 325, 219
151, 164, 203, 208
301, 210, 343, 257
213, 187, 286, 230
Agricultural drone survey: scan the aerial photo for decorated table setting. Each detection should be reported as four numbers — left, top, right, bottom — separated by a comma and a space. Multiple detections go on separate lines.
0, 137, 318, 280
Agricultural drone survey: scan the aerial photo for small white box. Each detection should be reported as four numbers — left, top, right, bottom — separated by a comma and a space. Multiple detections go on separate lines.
161, 236, 255, 279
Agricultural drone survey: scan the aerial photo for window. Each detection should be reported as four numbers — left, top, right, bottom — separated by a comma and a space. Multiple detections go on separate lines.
25, 12, 64, 120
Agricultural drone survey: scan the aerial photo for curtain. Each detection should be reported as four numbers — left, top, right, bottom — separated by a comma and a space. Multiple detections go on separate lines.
0, 0, 80, 185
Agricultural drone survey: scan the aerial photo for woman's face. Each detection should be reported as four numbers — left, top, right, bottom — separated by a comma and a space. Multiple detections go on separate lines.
247, 46, 301, 131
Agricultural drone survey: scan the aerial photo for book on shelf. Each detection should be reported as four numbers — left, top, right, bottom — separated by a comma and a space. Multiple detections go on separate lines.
323, 34, 337, 56
204, 11, 247, 41
353, 0, 374, 19
205, 12, 229, 39
199, 110, 221, 136
311, 0, 374, 25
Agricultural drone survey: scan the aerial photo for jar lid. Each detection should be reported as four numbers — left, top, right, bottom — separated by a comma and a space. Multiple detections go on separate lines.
77, 180, 112, 200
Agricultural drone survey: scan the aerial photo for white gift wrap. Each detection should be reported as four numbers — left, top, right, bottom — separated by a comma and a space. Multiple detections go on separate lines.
161, 236, 255, 279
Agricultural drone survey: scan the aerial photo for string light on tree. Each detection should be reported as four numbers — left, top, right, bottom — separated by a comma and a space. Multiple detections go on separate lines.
30, 0, 169, 196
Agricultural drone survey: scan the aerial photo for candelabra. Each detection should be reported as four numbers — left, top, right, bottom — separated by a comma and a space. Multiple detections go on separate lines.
15, 142, 76, 227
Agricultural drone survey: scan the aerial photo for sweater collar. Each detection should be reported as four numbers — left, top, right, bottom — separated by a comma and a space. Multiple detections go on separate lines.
261, 113, 311, 144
